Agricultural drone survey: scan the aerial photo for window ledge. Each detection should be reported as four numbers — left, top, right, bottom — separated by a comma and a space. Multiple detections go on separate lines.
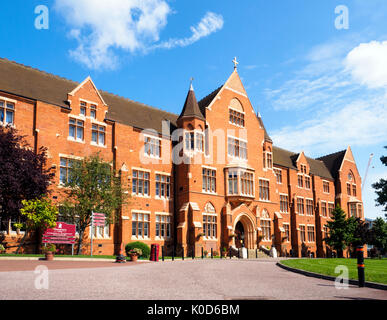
67, 137, 85, 144
132, 193, 151, 199
90, 142, 107, 148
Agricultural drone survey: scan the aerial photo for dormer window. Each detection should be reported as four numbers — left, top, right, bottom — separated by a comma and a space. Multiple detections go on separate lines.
80, 102, 86, 116
90, 105, 97, 119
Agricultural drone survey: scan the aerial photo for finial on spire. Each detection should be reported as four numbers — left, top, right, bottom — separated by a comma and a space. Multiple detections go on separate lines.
232, 57, 239, 70
189, 77, 194, 91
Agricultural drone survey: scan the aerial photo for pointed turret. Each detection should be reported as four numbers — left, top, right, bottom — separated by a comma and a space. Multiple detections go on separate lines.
177, 82, 205, 125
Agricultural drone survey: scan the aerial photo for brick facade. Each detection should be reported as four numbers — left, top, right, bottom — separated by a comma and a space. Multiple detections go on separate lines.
0, 59, 364, 257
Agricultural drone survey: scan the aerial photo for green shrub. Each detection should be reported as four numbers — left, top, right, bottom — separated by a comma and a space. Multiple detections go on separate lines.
0, 244, 5, 252
125, 242, 150, 259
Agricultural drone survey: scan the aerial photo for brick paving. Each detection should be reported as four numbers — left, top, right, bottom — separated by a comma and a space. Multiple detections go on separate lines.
0, 259, 386, 300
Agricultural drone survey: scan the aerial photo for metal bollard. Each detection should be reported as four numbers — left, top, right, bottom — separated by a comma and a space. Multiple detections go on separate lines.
356, 245, 365, 287
172, 246, 174, 261
229, 248, 232, 259
182, 248, 184, 261
201, 247, 204, 259
192, 248, 194, 260
162, 246, 165, 262
256, 248, 258, 259
211, 248, 213, 259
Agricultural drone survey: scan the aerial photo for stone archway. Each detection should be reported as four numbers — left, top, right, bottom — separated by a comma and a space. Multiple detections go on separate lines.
233, 213, 256, 249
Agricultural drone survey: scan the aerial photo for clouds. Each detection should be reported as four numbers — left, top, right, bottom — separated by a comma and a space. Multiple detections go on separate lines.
265, 38, 387, 156
150, 12, 223, 50
345, 40, 387, 89
54, 0, 223, 69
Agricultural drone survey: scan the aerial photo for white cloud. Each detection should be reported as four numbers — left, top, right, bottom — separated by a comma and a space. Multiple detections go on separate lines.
54, 1, 223, 69
266, 38, 387, 155
271, 93, 387, 155
345, 40, 387, 89
149, 12, 224, 50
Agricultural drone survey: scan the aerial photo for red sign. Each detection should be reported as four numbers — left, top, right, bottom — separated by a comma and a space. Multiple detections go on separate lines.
92, 212, 106, 227
42, 222, 76, 244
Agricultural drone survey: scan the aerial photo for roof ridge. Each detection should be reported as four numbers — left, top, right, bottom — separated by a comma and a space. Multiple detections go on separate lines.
316, 149, 346, 160
273, 145, 298, 155
101, 89, 178, 118
0, 57, 178, 118
0, 57, 78, 85
198, 85, 223, 104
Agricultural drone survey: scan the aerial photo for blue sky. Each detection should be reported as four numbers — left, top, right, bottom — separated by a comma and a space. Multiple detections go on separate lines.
1, 0, 386, 219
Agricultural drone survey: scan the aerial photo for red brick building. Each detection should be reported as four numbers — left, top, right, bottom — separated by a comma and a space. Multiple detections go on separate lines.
0, 58, 364, 257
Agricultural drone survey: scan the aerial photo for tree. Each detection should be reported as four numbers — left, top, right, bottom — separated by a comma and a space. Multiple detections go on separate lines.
0, 126, 54, 224
15, 198, 58, 253
346, 217, 372, 257
324, 205, 352, 258
370, 217, 387, 255
59, 154, 128, 255
372, 146, 387, 218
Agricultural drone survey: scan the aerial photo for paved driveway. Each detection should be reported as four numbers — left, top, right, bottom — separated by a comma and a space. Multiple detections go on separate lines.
0, 259, 386, 300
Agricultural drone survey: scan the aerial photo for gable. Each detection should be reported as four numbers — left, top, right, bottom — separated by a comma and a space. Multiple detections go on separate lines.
68, 76, 107, 107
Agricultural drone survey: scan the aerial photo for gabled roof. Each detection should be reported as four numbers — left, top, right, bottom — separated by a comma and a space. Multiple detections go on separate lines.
178, 85, 205, 121
317, 150, 346, 179
0, 58, 178, 134
273, 146, 333, 180
198, 86, 222, 117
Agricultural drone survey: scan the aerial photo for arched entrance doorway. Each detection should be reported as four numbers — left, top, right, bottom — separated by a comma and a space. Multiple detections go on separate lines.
235, 221, 245, 248
233, 213, 256, 249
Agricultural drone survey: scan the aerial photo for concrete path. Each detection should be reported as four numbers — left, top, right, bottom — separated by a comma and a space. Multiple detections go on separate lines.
0, 259, 386, 300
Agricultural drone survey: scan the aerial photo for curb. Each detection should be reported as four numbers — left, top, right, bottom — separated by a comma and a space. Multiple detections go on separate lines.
276, 262, 387, 291
0, 257, 148, 262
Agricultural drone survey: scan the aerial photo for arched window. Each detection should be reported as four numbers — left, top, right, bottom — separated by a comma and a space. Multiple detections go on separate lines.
229, 98, 245, 127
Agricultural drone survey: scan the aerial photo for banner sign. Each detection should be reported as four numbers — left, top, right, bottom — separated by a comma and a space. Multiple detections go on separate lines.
92, 212, 106, 227
42, 222, 76, 244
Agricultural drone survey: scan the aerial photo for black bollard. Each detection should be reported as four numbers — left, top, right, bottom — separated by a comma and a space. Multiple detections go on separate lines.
182, 248, 184, 261
162, 246, 165, 262
229, 248, 232, 259
172, 246, 175, 261
256, 249, 258, 259
201, 247, 204, 259
357, 245, 365, 288
192, 248, 194, 260
211, 248, 213, 259
238, 248, 240, 259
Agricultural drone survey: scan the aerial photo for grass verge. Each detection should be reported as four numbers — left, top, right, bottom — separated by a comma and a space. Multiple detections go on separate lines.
281, 258, 387, 284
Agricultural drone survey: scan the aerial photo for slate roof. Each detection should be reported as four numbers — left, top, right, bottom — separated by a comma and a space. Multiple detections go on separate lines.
178, 86, 205, 121
0, 58, 178, 134
198, 86, 222, 117
317, 150, 346, 179
273, 146, 334, 180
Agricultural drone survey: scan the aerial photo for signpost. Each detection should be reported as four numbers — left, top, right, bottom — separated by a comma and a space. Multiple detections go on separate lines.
42, 222, 76, 255
91, 212, 106, 257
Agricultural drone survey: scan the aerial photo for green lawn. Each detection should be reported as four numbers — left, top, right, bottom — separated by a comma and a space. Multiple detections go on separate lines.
281, 258, 387, 285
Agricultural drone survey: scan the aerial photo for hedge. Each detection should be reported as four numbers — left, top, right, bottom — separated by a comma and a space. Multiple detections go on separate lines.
125, 242, 151, 259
